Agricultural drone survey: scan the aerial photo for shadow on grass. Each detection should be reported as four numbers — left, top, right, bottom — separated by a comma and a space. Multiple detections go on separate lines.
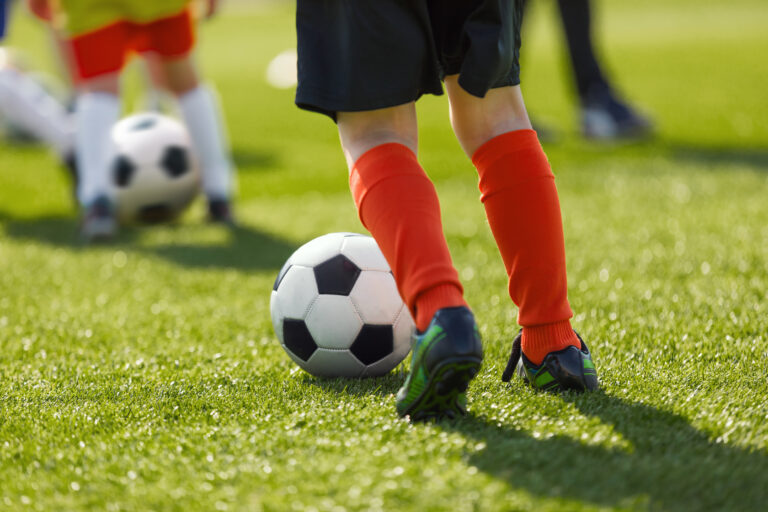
232, 147, 279, 171
0, 211, 298, 272
147, 224, 296, 270
310, 371, 768, 509
546, 138, 768, 175
438, 391, 767, 510
299, 372, 404, 398
0, 212, 101, 247
669, 144, 768, 172
253, 362, 768, 509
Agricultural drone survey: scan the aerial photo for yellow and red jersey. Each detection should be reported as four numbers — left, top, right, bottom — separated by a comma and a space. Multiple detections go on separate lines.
51, 0, 191, 38
43, 0, 197, 81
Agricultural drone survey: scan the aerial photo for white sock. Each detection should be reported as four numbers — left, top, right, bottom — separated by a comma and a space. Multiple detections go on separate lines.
178, 85, 234, 200
0, 67, 74, 156
144, 87, 176, 115
75, 92, 120, 206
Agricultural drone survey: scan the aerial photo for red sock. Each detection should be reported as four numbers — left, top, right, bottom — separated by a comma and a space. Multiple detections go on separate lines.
350, 143, 467, 331
472, 130, 578, 365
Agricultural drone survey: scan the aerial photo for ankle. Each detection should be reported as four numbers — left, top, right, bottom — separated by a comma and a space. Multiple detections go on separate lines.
521, 320, 579, 365
414, 284, 466, 332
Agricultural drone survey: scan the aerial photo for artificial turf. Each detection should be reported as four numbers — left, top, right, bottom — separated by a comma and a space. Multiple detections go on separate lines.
1, 1, 767, 510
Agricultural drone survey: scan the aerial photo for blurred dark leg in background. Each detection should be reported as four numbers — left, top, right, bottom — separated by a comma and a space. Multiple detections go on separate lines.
556, 0, 607, 101
522, 0, 653, 141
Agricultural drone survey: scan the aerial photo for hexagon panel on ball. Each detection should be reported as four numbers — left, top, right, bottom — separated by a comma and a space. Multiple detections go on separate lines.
350, 324, 394, 366
305, 295, 363, 350
361, 307, 413, 377
160, 146, 190, 178
314, 254, 361, 296
349, 270, 402, 324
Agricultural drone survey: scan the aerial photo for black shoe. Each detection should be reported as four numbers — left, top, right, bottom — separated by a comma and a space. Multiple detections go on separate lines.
580, 86, 653, 141
80, 195, 116, 242
396, 306, 483, 421
502, 330, 598, 392
207, 198, 235, 226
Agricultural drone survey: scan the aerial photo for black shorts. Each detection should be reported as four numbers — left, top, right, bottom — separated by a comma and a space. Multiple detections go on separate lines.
295, 0, 522, 120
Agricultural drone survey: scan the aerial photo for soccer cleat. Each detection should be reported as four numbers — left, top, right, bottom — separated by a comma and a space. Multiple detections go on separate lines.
501, 330, 598, 392
207, 198, 235, 226
396, 306, 483, 421
80, 195, 116, 242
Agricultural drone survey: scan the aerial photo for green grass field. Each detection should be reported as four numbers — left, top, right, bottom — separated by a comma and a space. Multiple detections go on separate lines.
2, 1, 768, 510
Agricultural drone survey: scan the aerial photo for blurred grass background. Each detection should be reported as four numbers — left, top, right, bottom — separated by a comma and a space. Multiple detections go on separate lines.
1, 1, 767, 510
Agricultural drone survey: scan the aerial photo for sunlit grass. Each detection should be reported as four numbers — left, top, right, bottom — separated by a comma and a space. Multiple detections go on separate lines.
1, 1, 767, 510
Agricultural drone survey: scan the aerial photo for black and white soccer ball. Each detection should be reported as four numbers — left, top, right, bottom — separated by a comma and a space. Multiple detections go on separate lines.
271, 233, 414, 378
110, 112, 199, 224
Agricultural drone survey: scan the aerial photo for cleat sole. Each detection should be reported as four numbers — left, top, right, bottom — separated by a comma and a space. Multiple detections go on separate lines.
402, 357, 482, 421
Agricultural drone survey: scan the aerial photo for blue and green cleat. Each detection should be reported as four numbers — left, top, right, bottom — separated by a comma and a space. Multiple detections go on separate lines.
501, 330, 598, 392
396, 306, 483, 421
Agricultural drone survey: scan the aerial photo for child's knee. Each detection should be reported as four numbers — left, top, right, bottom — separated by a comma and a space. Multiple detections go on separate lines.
337, 105, 418, 167
160, 56, 200, 96
448, 82, 531, 156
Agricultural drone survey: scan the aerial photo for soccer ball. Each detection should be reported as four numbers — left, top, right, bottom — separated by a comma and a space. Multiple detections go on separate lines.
110, 112, 199, 224
271, 233, 414, 378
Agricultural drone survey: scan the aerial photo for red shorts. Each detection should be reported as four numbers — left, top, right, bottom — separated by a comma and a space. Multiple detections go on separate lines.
69, 9, 195, 81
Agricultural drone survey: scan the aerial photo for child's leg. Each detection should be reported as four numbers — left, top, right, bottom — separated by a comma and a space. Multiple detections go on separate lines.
74, 74, 120, 206
159, 54, 234, 204
445, 77, 578, 365
65, 17, 132, 211
139, 51, 174, 111
0, 64, 74, 157
340, 104, 482, 419
337, 104, 466, 332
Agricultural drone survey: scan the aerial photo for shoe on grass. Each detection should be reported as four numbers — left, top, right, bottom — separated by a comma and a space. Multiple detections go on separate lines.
580, 85, 653, 141
80, 195, 116, 242
396, 306, 483, 421
502, 330, 598, 392
207, 197, 235, 226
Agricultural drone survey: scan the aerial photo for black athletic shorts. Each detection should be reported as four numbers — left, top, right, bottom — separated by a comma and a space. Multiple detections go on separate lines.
295, 0, 522, 120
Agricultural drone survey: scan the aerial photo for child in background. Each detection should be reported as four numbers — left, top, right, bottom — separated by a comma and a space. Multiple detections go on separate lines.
35, 0, 236, 240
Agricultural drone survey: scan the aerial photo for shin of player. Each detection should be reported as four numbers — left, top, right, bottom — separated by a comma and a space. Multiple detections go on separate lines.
295, 1, 598, 418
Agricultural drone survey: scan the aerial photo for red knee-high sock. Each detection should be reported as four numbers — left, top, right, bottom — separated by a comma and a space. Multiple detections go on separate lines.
472, 129, 578, 364
350, 143, 467, 331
